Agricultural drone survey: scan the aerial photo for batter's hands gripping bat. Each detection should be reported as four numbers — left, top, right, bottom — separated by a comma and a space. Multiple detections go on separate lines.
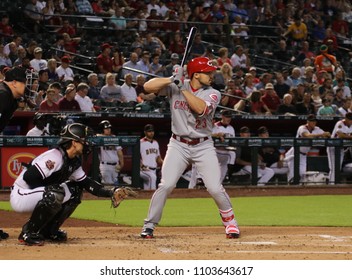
173, 27, 198, 87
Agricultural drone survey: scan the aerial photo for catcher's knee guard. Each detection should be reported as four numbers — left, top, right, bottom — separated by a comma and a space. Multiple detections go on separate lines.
22, 184, 65, 234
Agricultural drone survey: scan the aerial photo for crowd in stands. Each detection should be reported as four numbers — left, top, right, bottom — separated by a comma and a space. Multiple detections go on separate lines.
1, 0, 352, 116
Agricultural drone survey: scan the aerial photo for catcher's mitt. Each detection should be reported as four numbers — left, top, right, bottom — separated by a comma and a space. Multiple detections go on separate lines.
111, 187, 138, 208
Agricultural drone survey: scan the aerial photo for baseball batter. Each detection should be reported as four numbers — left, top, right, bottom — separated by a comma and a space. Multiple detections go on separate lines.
10, 123, 118, 246
285, 114, 331, 183
140, 124, 163, 190
327, 112, 352, 184
212, 110, 236, 183
141, 57, 240, 239
97, 120, 124, 185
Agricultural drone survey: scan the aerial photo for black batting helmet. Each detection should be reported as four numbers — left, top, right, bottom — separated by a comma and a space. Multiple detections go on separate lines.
57, 123, 93, 146
98, 120, 112, 132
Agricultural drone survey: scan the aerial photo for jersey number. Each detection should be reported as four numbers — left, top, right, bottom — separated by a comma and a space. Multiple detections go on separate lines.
195, 118, 206, 129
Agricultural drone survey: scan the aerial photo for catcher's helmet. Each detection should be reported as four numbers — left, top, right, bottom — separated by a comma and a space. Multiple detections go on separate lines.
99, 120, 112, 131
57, 123, 92, 146
187, 57, 217, 78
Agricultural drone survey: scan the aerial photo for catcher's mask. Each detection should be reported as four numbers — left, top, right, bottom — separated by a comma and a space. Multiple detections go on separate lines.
24, 69, 39, 99
58, 123, 94, 154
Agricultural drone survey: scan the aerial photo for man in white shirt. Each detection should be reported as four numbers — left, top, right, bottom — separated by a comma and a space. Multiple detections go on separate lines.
120, 73, 137, 103
75, 82, 95, 112
26, 113, 49, 136
56, 56, 74, 82
30, 47, 47, 72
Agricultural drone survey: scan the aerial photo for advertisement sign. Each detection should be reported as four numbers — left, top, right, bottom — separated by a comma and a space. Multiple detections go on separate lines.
1, 147, 48, 187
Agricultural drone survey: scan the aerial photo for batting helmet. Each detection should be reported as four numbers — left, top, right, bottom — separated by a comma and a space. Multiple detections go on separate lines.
187, 57, 217, 78
98, 120, 112, 132
57, 123, 92, 147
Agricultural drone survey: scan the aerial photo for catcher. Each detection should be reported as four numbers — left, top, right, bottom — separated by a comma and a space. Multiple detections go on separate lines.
10, 123, 137, 246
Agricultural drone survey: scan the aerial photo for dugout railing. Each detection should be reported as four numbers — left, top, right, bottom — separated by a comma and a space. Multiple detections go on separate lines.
214, 137, 352, 185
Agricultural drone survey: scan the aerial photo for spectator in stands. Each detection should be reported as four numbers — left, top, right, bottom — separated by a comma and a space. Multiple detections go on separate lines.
76, 0, 94, 15
49, 34, 65, 62
243, 73, 257, 97
13, 47, 27, 67
255, 72, 272, 90
110, 6, 127, 37
91, 0, 110, 16
56, 55, 74, 83
264, 40, 293, 64
285, 114, 331, 184
277, 93, 297, 115
57, 18, 76, 37
135, 74, 155, 103
314, 45, 338, 76
150, 53, 164, 77
96, 43, 113, 76
137, 51, 151, 78
301, 66, 317, 88
120, 73, 138, 103
48, 81, 62, 99
295, 92, 315, 115
20, 57, 33, 71
38, 69, 50, 92
87, 72, 101, 100
24, 0, 43, 32
121, 52, 140, 81
0, 15, 14, 37
230, 45, 249, 71
163, 53, 179, 77
169, 31, 185, 56
111, 48, 125, 75
4, 36, 23, 57
46, 58, 59, 82
333, 78, 351, 99
328, 112, 352, 184
311, 18, 326, 42
212, 61, 230, 91
282, 15, 308, 45
319, 77, 334, 96
220, 79, 245, 109
39, 88, 60, 112
235, 90, 271, 115
286, 67, 303, 88
261, 83, 281, 114
30, 47, 48, 72
296, 41, 315, 64
317, 97, 339, 116
58, 83, 81, 111
257, 126, 288, 177
332, 12, 349, 38
163, 10, 181, 33
100, 72, 122, 103
75, 82, 95, 111
331, 89, 344, 108
6, 42, 18, 65
231, 15, 249, 44
274, 72, 290, 99
0, 45, 12, 67
25, 40, 38, 61
233, 126, 274, 186
147, 8, 163, 32
338, 97, 352, 117
217, 47, 232, 67
190, 34, 206, 59
62, 32, 80, 54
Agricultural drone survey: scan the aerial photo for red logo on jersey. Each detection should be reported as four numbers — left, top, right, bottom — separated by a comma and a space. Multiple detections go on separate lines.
45, 160, 55, 170
210, 94, 218, 103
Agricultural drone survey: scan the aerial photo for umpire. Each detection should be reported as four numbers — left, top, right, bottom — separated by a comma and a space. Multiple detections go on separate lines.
0, 66, 29, 241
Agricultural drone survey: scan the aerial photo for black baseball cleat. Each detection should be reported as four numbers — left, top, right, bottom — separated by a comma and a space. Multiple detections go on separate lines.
0, 230, 9, 240
18, 232, 45, 246
141, 228, 154, 239
46, 229, 68, 242
225, 225, 240, 239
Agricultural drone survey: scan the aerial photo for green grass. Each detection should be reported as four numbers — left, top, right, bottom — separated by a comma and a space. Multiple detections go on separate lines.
1, 195, 351, 227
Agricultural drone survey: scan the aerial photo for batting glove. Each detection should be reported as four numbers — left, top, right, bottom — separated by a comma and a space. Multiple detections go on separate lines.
171, 64, 184, 88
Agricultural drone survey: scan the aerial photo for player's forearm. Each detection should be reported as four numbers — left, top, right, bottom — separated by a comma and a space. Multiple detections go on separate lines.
144, 77, 172, 93
181, 89, 206, 115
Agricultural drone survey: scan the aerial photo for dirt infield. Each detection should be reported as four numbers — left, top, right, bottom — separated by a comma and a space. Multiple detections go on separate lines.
1, 187, 352, 260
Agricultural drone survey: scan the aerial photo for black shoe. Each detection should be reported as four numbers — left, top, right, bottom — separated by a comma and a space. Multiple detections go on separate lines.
0, 230, 9, 240
46, 229, 67, 242
141, 228, 154, 239
18, 231, 44, 246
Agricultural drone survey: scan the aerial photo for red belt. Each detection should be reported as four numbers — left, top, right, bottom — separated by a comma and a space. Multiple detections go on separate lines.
172, 134, 209, 145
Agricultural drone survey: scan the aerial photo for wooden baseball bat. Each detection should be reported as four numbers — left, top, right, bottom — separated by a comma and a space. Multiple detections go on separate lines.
180, 27, 198, 67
